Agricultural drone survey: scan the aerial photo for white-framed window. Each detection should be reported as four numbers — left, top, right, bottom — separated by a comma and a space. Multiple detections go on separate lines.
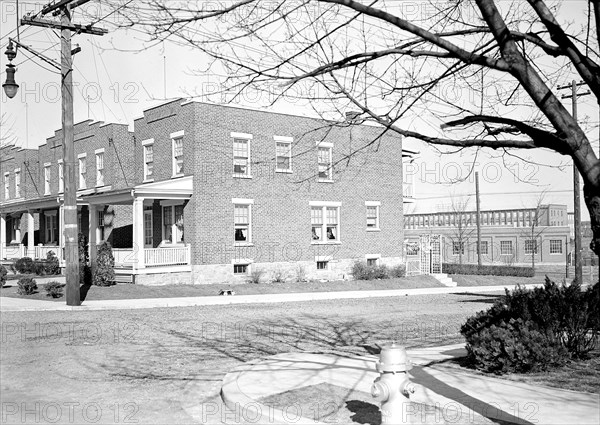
452, 241, 464, 255
524, 239, 538, 255
98, 210, 105, 242
366, 201, 380, 230
550, 239, 563, 254
233, 199, 253, 245
366, 254, 381, 267
477, 241, 489, 255
310, 201, 341, 243
9, 216, 20, 242
44, 163, 51, 195
233, 263, 249, 275
95, 149, 105, 186
4, 173, 9, 199
161, 202, 184, 244
316, 261, 329, 270
274, 136, 292, 173
232, 133, 252, 178
14, 169, 20, 198
58, 160, 64, 193
143, 209, 152, 247
142, 139, 154, 182
45, 212, 57, 244
78, 154, 87, 189
172, 131, 184, 177
500, 240, 513, 255
317, 143, 333, 181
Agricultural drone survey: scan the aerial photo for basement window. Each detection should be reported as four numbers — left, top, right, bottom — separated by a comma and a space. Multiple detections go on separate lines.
234, 264, 249, 275
316, 261, 328, 270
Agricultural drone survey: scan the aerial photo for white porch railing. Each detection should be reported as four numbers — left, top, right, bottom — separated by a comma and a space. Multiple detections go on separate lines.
144, 245, 191, 267
35, 245, 63, 261
113, 245, 191, 268
3, 244, 25, 260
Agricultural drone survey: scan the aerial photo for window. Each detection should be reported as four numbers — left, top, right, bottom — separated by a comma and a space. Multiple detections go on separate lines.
98, 210, 105, 242
78, 154, 87, 189
477, 241, 489, 255
310, 202, 341, 243
162, 203, 184, 244
366, 257, 380, 267
95, 150, 104, 186
317, 144, 333, 181
366, 202, 380, 230
45, 213, 57, 244
172, 136, 184, 176
4, 173, 9, 199
233, 138, 250, 177
452, 241, 464, 255
58, 161, 64, 193
143, 141, 154, 181
143, 210, 152, 247
275, 136, 292, 172
550, 240, 563, 254
524, 239, 538, 255
500, 241, 513, 255
44, 163, 51, 195
9, 216, 20, 242
233, 200, 253, 244
234, 264, 248, 274
316, 261, 328, 270
14, 169, 20, 198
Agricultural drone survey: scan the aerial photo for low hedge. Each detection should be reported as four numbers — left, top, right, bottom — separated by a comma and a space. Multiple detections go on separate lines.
12, 256, 61, 276
443, 263, 535, 277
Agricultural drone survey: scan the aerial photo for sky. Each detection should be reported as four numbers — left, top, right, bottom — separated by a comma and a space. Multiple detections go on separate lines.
0, 0, 598, 220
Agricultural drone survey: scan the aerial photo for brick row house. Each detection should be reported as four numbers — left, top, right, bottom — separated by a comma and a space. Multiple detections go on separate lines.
1, 100, 415, 284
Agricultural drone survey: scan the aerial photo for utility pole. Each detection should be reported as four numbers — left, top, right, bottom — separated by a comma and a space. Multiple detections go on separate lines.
19, 0, 107, 306
558, 80, 590, 285
475, 172, 482, 267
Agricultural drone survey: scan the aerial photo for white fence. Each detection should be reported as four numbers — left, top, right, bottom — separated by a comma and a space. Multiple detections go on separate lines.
113, 245, 191, 268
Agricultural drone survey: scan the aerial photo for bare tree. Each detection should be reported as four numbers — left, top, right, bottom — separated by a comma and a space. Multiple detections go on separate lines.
0, 112, 17, 148
521, 191, 549, 270
103, 0, 600, 256
448, 196, 475, 265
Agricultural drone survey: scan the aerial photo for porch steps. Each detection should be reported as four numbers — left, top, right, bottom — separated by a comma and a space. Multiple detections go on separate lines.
114, 272, 134, 284
432, 273, 457, 287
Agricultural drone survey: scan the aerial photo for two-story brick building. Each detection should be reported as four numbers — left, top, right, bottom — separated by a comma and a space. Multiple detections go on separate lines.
1, 100, 414, 284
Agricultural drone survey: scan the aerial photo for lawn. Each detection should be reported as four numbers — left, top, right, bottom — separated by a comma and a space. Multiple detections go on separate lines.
0, 274, 444, 301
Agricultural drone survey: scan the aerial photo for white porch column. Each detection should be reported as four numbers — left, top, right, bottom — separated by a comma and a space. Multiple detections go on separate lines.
89, 205, 98, 274
26, 211, 35, 258
132, 197, 145, 269
0, 214, 6, 260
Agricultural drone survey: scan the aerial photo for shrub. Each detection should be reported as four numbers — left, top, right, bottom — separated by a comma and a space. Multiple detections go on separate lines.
17, 277, 38, 295
296, 264, 307, 283
14, 257, 35, 274
45, 251, 61, 275
272, 268, 285, 283
351, 261, 390, 280
249, 268, 264, 284
92, 242, 116, 286
33, 261, 47, 276
0, 265, 7, 287
461, 278, 599, 374
443, 263, 535, 277
78, 233, 91, 284
390, 264, 406, 278
45, 281, 64, 298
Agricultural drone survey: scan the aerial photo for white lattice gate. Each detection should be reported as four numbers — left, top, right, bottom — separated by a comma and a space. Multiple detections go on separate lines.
405, 235, 444, 276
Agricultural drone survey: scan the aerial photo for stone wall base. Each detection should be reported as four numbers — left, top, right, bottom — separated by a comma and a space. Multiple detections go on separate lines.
135, 271, 192, 286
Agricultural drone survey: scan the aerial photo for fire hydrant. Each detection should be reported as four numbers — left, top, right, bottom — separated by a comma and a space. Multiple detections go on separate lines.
371, 343, 416, 424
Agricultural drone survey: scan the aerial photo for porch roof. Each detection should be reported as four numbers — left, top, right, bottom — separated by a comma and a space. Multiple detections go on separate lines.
82, 176, 193, 205
0, 196, 64, 214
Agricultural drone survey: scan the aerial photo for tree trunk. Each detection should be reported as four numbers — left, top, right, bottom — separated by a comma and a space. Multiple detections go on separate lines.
584, 183, 600, 259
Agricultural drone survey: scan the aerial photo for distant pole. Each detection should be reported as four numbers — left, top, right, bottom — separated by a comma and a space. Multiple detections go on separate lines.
25, 103, 28, 147
558, 80, 590, 284
475, 172, 482, 267
163, 56, 167, 99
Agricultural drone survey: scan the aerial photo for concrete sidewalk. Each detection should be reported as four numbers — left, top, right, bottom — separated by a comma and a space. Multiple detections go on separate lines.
220, 344, 600, 425
0, 284, 535, 312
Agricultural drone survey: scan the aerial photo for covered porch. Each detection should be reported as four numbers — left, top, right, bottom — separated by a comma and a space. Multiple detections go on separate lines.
83, 176, 193, 282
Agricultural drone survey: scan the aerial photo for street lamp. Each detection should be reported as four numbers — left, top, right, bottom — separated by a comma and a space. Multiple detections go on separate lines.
3, 41, 18, 99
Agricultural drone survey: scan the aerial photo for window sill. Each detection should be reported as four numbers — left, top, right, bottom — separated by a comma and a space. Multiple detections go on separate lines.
318, 179, 334, 183
276, 169, 293, 174
95, 183, 105, 188
366, 228, 381, 232
233, 174, 253, 179
311, 241, 342, 245
143, 179, 154, 183
171, 174, 184, 179
234, 242, 254, 247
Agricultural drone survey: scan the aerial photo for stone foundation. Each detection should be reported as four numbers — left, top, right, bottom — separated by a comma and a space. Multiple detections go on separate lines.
135, 271, 192, 286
